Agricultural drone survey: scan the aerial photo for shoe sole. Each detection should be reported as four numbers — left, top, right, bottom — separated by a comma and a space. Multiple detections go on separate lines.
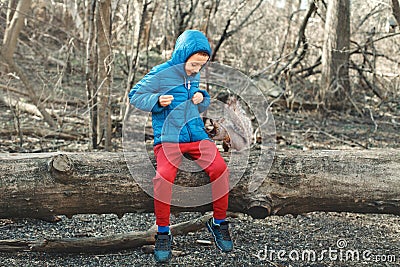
154, 252, 172, 263
206, 220, 232, 252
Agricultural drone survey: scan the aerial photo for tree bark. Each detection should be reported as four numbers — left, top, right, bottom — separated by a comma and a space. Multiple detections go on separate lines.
96, 0, 113, 150
320, 0, 351, 110
392, 0, 400, 26
2, 0, 30, 58
0, 149, 399, 220
85, 0, 98, 150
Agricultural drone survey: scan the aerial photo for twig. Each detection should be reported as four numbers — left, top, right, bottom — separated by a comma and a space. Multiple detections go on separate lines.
339, 133, 369, 149
350, 32, 400, 55
312, 122, 368, 149
368, 108, 378, 133
269, 1, 316, 81
249, 254, 282, 267
272, 8, 307, 74
349, 60, 382, 100
212, 0, 263, 61
343, 89, 364, 117
319, 130, 363, 148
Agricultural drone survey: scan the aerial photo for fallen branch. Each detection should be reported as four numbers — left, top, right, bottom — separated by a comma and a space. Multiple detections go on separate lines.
0, 127, 84, 141
0, 84, 86, 107
0, 84, 29, 97
0, 94, 86, 121
0, 213, 213, 253
0, 94, 49, 118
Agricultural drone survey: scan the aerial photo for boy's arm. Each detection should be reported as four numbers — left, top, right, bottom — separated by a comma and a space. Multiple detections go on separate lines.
195, 89, 210, 113
128, 70, 165, 113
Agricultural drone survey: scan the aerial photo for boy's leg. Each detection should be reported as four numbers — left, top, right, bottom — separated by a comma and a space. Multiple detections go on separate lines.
186, 140, 229, 220
186, 140, 233, 252
153, 143, 182, 226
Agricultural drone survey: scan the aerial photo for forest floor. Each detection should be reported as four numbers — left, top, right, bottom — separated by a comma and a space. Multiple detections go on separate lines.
0, 211, 399, 266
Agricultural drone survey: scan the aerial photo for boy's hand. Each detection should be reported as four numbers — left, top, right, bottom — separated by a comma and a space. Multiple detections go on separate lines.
159, 95, 174, 107
192, 92, 204, 105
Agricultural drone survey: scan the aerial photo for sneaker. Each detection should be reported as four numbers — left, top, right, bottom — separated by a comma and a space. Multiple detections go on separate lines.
206, 218, 233, 252
154, 232, 172, 263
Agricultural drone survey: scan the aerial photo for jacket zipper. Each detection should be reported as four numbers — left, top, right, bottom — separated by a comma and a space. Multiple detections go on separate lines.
184, 76, 193, 142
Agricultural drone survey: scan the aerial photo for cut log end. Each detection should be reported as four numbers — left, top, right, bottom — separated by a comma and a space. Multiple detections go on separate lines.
50, 154, 73, 183
51, 154, 72, 173
247, 205, 270, 219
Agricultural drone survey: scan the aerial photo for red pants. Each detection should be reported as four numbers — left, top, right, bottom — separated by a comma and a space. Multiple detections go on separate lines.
153, 140, 229, 226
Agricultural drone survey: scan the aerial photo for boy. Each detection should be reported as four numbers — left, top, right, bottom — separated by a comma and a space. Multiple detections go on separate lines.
128, 30, 233, 263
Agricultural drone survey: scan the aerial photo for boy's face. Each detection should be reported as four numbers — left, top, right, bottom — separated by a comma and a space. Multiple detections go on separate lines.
185, 53, 209, 76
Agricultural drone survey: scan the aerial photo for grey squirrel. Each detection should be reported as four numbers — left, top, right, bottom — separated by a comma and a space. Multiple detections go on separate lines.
204, 96, 253, 152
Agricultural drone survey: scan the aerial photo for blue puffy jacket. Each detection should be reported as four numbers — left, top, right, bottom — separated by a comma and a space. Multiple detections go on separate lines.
128, 30, 212, 146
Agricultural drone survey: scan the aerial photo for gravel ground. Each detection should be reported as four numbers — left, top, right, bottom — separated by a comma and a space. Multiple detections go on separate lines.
0, 212, 399, 267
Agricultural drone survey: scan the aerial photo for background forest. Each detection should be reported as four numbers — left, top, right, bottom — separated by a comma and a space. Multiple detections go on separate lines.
0, 1, 400, 266
0, 0, 399, 152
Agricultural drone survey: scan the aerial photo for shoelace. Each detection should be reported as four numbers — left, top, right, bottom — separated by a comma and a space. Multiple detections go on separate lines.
217, 224, 232, 241
155, 235, 171, 250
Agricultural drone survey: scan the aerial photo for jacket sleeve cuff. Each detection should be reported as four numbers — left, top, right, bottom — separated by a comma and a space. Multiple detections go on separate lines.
151, 94, 165, 113
195, 89, 209, 98
195, 90, 210, 112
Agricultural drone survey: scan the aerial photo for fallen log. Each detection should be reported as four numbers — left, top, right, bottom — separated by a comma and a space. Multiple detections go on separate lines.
0, 127, 83, 141
0, 84, 86, 107
0, 149, 399, 220
0, 94, 86, 125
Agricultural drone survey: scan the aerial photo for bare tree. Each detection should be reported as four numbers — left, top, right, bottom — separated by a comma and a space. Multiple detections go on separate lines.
1, 0, 57, 128
2, 0, 30, 65
84, 0, 114, 150
85, 0, 98, 150
63, 0, 86, 39
266, 0, 317, 80
392, 0, 400, 26
211, 0, 264, 61
96, 0, 113, 151
129, 0, 151, 89
320, 0, 351, 110
171, 0, 200, 39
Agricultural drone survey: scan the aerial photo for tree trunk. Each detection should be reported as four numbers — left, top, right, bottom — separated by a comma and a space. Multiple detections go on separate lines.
5, 0, 18, 34
2, 0, 30, 58
96, 0, 113, 150
320, 0, 351, 110
392, 0, 400, 26
64, 0, 85, 38
1, 0, 57, 128
0, 149, 399, 220
85, 0, 98, 150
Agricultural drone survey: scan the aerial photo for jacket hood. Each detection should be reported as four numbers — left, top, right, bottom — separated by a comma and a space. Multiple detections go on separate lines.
169, 30, 212, 66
